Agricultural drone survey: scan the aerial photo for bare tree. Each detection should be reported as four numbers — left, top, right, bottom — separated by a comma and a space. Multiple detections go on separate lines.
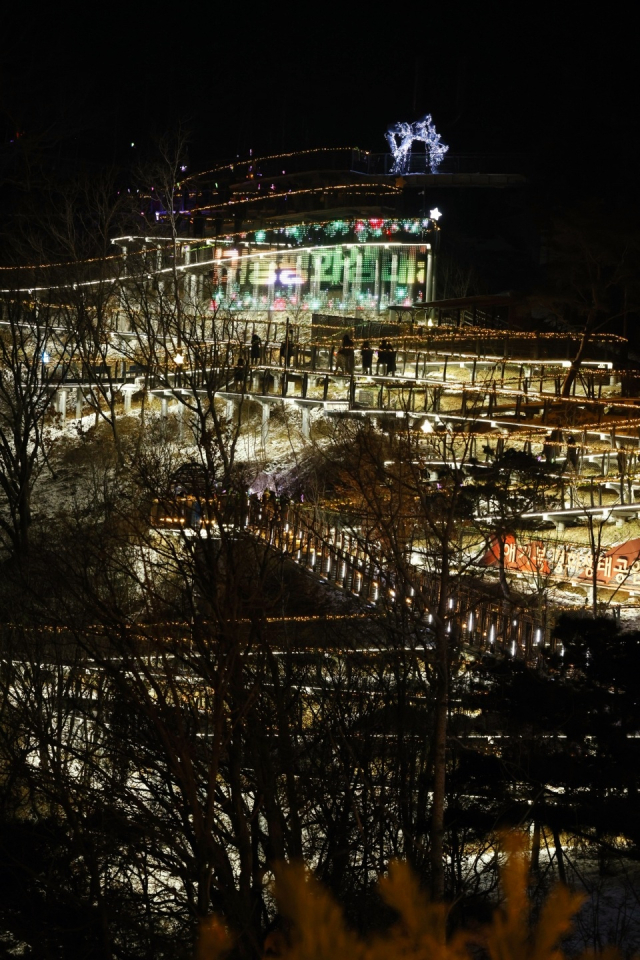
535, 206, 640, 398
0, 294, 74, 558
314, 412, 492, 898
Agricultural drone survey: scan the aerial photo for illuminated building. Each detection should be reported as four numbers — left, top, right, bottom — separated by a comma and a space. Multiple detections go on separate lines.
118, 135, 527, 319
113, 219, 437, 318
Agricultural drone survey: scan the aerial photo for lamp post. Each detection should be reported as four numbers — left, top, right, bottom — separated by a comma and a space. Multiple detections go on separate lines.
174, 351, 184, 389
429, 208, 442, 305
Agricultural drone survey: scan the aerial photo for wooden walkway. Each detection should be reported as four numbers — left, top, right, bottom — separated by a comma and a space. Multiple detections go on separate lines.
152, 494, 550, 658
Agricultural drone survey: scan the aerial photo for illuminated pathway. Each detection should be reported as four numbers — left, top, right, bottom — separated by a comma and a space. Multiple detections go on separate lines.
153, 493, 549, 658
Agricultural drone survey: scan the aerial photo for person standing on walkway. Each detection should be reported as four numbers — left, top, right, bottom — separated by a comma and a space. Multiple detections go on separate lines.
279, 335, 294, 368
566, 434, 579, 472
233, 357, 246, 391
341, 333, 355, 374
543, 428, 562, 465
386, 340, 397, 376
250, 333, 262, 364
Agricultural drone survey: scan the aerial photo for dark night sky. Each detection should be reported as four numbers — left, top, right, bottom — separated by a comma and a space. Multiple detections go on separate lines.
1, 5, 638, 205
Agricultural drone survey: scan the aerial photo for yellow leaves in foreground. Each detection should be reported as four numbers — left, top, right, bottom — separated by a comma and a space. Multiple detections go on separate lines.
198, 836, 593, 960
483, 838, 584, 960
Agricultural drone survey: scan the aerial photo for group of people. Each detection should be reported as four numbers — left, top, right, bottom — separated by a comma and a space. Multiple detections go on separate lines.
230, 334, 260, 389
335, 336, 397, 376
232, 333, 264, 389
232, 330, 294, 390
376, 338, 397, 375
232, 329, 401, 390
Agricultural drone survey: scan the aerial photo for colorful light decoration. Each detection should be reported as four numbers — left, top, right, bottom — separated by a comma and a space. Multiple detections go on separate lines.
277, 268, 304, 285
385, 115, 449, 175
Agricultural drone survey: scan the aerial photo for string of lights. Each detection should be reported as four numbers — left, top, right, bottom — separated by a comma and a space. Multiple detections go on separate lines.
0, 252, 125, 272
3, 217, 427, 284
188, 184, 401, 215
0, 242, 182, 284
304, 328, 624, 344
214, 214, 426, 239
178, 147, 365, 185
1, 614, 380, 643
168, 502, 604, 616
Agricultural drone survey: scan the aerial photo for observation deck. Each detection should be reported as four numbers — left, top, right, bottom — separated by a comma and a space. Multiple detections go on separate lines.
145, 147, 528, 238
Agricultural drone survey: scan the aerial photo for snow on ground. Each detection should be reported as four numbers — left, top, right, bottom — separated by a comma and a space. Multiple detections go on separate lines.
35, 399, 640, 632
617, 606, 640, 632
234, 405, 330, 493
32, 396, 327, 522
562, 852, 640, 956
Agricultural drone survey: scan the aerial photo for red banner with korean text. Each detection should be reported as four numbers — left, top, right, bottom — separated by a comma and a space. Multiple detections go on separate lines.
482, 536, 640, 588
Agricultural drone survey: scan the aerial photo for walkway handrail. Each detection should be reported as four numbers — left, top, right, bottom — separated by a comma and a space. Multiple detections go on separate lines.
151, 492, 549, 658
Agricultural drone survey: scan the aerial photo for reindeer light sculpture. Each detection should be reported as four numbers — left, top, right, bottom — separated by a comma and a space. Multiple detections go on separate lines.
385, 114, 449, 175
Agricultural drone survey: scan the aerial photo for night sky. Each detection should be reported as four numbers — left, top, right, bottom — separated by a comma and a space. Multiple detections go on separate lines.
1, 6, 637, 205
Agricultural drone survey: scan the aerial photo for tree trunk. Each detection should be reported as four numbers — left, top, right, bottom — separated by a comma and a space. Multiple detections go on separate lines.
531, 820, 541, 872
17, 478, 31, 558
552, 825, 567, 884
560, 309, 597, 398
430, 560, 450, 899
588, 518, 599, 618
